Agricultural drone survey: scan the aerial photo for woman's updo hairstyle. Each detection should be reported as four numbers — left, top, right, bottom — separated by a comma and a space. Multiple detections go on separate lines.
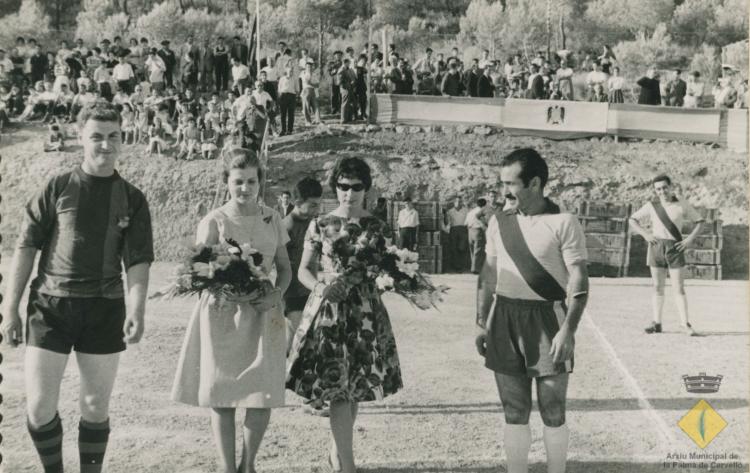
328, 157, 372, 193
222, 148, 264, 183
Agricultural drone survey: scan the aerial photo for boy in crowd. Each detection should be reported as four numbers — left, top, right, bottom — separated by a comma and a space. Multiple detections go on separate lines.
282, 177, 323, 350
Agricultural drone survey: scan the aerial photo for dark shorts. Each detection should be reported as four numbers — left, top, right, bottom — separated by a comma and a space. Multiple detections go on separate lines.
485, 295, 573, 378
26, 291, 127, 355
283, 295, 309, 315
647, 238, 685, 269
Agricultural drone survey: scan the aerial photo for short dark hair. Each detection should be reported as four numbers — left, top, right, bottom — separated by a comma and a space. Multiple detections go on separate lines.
404, 196, 412, 203
477, 198, 487, 207
292, 177, 323, 203
500, 148, 549, 188
426, 47, 432, 53
222, 148, 263, 183
77, 100, 122, 128
652, 174, 671, 186
281, 190, 291, 197
114, 36, 121, 41
329, 157, 372, 193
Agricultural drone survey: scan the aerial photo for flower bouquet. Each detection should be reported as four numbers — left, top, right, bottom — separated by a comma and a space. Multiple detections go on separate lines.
311, 215, 448, 310
150, 238, 274, 304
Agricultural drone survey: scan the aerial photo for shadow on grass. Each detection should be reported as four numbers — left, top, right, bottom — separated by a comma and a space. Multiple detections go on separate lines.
359, 398, 748, 415
359, 461, 748, 473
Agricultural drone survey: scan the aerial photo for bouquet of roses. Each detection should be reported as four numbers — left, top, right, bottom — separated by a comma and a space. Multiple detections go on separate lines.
150, 238, 273, 302
311, 215, 448, 310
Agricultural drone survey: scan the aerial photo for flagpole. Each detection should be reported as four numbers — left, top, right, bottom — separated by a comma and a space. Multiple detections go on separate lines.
256, 0, 261, 75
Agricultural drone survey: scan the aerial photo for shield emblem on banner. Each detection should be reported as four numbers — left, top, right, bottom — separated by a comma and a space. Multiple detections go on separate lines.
547, 105, 565, 125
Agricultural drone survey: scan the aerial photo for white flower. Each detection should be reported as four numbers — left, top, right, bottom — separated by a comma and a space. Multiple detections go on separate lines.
396, 261, 419, 278
240, 243, 255, 256
386, 245, 399, 254
376, 274, 395, 291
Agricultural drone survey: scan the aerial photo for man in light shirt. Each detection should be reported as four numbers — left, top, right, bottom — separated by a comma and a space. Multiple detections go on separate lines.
145, 48, 166, 92
231, 57, 251, 94
466, 198, 488, 274
397, 197, 420, 251
445, 195, 470, 272
112, 56, 135, 94
476, 148, 588, 473
629, 174, 704, 336
277, 64, 298, 135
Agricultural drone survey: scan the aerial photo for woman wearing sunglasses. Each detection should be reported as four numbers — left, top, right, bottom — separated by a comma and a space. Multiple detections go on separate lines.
286, 157, 403, 473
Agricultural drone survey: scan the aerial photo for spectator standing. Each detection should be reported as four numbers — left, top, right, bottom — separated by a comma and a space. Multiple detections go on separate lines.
180, 52, 199, 93
477, 65, 495, 98
277, 64, 298, 135
478, 49, 492, 71
213, 37, 230, 92
200, 39, 214, 92
397, 198, 420, 251
300, 60, 321, 125
445, 196, 469, 273
328, 50, 343, 114
528, 64, 545, 99
158, 40, 177, 88
466, 198, 488, 274
607, 66, 625, 103
276, 190, 294, 216
555, 59, 574, 100
598, 45, 616, 75
230, 35, 249, 65
666, 69, 687, 107
29, 45, 48, 85
414, 48, 437, 95
339, 58, 357, 124
372, 197, 388, 222
354, 57, 368, 119
684, 71, 704, 108
464, 59, 481, 97
145, 49, 166, 92
585, 62, 607, 101
261, 56, 279, 101
112, 56, 135, 94
231, 57, 251, 94
441, 61, 464, 96
282, 177, 323, 351
637, 68, 662, 106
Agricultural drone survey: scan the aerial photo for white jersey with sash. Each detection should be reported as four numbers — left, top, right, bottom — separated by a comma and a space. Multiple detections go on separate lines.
485, 201, 587, 301
630, 198, 703, 241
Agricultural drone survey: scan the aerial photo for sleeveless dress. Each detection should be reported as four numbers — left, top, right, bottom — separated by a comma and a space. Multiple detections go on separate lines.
171, 203, 290, 408
286, 214, 403, 409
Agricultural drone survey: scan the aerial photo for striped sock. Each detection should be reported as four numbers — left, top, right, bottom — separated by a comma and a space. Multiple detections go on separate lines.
27, 413, 64, 473
78, 418, 110, 473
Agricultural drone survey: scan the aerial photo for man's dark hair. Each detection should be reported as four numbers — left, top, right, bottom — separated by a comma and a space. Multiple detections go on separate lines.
426, 47, 432, 53
281, 190, 291, 197
293, 177, 323, 203
16, 36, 25, 43
531, 64, 539, 72
329, 157, 372, 193
233, 35, 241, 40
377, 197, 387, 205
500, 148, 549, 189
652, 174, 671, 186
404, 196, 412, 203
114, 36, 121, 42
77, 100, 122, 128
675, 69, 681, 75
477, 198, 487, 207
140, 37, 148, 43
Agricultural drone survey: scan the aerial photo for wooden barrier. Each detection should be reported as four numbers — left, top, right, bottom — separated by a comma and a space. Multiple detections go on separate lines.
373, 94, 748, 151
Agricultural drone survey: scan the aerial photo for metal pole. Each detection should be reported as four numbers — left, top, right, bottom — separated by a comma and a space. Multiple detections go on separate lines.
546, 0, 551, 60
366, 0, 372, 121
256, 0, 261, 75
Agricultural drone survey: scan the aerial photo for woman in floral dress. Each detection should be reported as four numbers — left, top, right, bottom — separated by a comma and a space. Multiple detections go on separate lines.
286, 157, 403, 473
172, 148, 292, 473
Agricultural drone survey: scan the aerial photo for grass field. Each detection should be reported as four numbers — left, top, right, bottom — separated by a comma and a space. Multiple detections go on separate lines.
0, 263, 748, 473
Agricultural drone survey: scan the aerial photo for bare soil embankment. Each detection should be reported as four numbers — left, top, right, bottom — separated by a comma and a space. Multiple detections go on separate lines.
1, 123, 747, 276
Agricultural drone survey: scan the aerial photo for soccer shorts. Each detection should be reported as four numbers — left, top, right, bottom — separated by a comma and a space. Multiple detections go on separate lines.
26, 291, 127, 355
647, 238, 685, 269
485, 295, 573, 378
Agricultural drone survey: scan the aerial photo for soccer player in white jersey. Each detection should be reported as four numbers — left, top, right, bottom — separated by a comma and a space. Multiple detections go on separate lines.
476, 148, 589, 473
629, 174, 704, 336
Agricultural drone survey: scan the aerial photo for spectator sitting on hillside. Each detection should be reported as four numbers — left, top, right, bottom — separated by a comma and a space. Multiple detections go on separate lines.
477, 64, 495, 98
464, 58, 481, 97
713, 76, 737, 108
527, 64, 545, 99
684, 71, 704, 108
590, 83, 608, 102
43, 122, 65, 152
148, 115, 168, 156
585, 61, 607, 100
637, 68, 662, 106
555, 59, 574, 100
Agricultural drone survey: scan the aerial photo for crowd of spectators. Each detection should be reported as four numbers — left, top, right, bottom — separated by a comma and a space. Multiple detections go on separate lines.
1, 35, 748, 148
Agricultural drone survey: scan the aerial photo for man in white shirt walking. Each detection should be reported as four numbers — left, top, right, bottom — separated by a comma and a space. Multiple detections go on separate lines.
445, 196, 470, 272
112, 56, 135, 94
466, 198, 488, 274
397, 198, 420, 251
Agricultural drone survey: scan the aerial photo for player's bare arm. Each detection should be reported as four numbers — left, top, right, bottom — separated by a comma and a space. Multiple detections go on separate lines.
675, 221, 702, 252
0, 247, 37, 347
123, 262, 150, 344
549, 261, 589, 364
475, 255, 497, 357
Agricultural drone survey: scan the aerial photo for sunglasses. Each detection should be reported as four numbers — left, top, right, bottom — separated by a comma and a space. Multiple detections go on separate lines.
336, 182, 366, 192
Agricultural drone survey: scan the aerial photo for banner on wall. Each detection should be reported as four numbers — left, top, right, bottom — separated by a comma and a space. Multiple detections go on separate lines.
502, 99, 609, 139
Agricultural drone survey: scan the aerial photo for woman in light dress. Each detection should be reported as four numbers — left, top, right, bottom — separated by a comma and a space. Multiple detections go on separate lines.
172, 148, 292, 473
607, 66, 626, 103
684, 71, 704, 108
286, 157, 403, 473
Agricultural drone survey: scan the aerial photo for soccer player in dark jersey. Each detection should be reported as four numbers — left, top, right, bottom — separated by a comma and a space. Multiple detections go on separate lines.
1, 100, 154, 473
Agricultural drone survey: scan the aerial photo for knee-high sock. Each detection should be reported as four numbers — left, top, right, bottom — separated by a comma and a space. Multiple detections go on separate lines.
675, 293, 689, 326
652, 294, 665, 324
504, 423, 532, 473
28, 413, 64, 473
543, 424, 569, 473
78, 418, 110, 473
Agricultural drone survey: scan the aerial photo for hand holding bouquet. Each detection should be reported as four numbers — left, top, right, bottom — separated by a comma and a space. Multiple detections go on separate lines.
150, 238, 274, 304
311, 215, 448, 310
